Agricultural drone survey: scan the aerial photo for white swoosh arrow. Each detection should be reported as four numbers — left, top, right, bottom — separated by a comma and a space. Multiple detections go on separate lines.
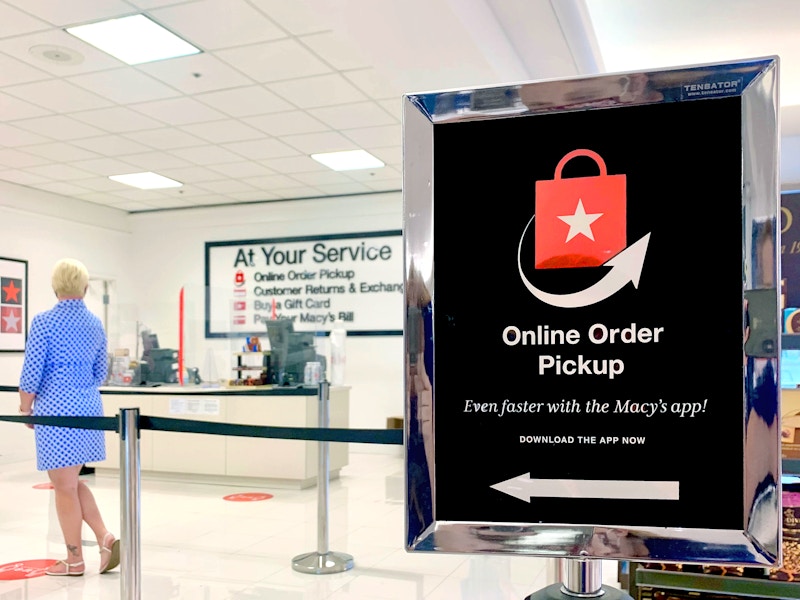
491, 473, 679, 502
517, 214, 651, 308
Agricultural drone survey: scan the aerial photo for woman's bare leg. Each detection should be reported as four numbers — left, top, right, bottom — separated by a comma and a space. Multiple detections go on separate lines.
47, 465, 85, 574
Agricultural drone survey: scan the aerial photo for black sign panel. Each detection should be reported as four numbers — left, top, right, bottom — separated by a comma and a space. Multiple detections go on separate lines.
432, 97, 744, 528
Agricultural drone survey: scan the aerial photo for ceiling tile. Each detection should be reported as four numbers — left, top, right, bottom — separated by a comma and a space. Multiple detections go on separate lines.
22, 141, 100, 162
123, 127, 205, 150
0, 169, 47, 185
346, 165, 401, 182
0, 52, 49, 86
71, 176, 129, 192
0, 91, 51, 119
0, 3, 49, 37
342, 125, 400, 149
71, 106, 163, 133
343, 68, 403, 100
299, 31, 371, 71
116, 151, 193, 170
180, 119, 264, 144
137, 53, 253, 94
196, 178, 257, 194
69, 68, 181, 104
32, 180, 92, 195
0, 122, 50, 146
170, 144, 244, 165
5, 79, 112, 112
309, 101, 396, 129
377, 98, 402, 120
228, 190, 278, 201
25, 163, 94, 180
241, 173, 302, 189
151, 0, 286, 49
364, 177, 402, 192
222, 138, 299, 160
370, 146, 402, 167
0, 147, 52, 168
72, 135, 154, 156
270, 185, 324, 199
207, 161, 274, 178
259, 155, 329, 174
269, 73, 366, 108
157, 165, 226, 183
248, 0, 330, 35
292, 170, 351, 185
131, 96, 227, 125
243, 111, 328, 136
281, 130, 357, 154
313, 181, 372, 195
3, 0, 133, 27
69, 157, 140, 176
14, 114, 105, 140
195, 85, 293, 117
215, 38, 331, 82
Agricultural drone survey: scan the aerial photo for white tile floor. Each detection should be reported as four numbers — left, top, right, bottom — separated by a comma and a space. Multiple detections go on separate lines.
0, 451, 623, 599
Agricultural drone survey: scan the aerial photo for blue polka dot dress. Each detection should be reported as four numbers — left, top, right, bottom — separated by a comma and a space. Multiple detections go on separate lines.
19, 299, 109, 471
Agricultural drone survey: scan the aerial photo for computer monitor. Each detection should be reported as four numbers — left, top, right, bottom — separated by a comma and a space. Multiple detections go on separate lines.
265, 319, 318, 384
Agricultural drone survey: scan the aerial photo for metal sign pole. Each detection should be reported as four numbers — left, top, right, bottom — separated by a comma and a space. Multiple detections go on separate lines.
292, 381, 354, 574
526, 558, 633, 600
119, 408, 142, 600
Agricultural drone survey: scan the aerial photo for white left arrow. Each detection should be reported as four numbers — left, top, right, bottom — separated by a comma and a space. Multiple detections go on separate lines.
491, 473, 679, 502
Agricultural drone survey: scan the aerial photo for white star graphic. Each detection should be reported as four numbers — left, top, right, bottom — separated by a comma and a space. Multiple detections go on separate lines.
557, 199, 603, 242
2, 311, 20, 332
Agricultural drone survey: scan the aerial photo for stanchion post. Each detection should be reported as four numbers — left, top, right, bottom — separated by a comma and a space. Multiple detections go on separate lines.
291, 381, 354, 574
119, 408, 142, 600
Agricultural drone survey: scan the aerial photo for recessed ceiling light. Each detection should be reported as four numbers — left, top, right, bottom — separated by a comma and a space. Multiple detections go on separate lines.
109, 172, 182, 189
311, 150, 385, 171
66, 14, 201, 65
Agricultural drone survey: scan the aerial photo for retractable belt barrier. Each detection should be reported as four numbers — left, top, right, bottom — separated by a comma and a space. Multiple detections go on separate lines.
0, 383, 403, 600
0, 413, 403, 445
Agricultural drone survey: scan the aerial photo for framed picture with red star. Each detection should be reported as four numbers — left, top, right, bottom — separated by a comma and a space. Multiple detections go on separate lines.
0, 256, 27, 352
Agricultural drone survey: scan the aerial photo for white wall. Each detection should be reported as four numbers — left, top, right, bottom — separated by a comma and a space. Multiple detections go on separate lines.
0, 182, 134, 463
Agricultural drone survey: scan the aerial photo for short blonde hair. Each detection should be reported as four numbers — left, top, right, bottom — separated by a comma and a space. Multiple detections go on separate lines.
52, 258, 89, 298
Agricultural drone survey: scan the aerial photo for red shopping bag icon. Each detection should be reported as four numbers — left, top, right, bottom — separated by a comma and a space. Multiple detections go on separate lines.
535, 149, 626, 269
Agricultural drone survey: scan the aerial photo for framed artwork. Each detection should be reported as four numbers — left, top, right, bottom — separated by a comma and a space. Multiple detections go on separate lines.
0, 256, 27, 352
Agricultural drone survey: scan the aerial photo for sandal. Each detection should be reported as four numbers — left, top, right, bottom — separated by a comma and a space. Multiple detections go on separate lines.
99, 532, 120, 574
46, 559, 85, 577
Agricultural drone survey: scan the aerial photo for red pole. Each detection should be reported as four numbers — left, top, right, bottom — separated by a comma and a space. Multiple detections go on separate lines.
179, 287, 185, 386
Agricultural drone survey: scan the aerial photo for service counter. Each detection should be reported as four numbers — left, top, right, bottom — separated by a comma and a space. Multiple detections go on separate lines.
91, 384, 350, 489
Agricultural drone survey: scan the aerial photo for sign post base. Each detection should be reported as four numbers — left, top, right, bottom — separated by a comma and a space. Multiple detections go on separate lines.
525, 583, 633, 600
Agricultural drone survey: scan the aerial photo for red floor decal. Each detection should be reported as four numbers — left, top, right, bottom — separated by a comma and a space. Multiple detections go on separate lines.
0, 559, 58, 580
223, 492, 273, 502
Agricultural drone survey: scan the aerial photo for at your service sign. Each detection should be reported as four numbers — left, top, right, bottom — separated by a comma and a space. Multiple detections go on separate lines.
402, 58, 781, 565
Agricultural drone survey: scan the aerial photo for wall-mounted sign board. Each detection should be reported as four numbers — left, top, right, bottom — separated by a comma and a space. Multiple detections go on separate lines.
403, 58, 782, 565
205, 231, 402, 338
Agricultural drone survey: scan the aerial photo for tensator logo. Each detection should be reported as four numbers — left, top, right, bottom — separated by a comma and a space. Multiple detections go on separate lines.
518, 148, 651, 308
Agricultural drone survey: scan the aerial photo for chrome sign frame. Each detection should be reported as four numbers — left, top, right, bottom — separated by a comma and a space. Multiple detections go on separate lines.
403, 57, 781, 565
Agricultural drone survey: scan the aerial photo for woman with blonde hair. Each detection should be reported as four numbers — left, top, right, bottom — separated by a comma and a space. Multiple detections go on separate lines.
18, 258, 119, 576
